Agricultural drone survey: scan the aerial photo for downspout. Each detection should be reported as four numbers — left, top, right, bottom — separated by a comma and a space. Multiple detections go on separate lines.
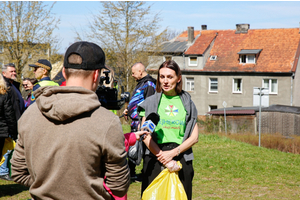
291, 73, 294, 106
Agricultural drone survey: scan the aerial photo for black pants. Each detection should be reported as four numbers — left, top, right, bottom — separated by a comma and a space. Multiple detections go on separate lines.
141, 143, 194, 200
129, 126, 138, 177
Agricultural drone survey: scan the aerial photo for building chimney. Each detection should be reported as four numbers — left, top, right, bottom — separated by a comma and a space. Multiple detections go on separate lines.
201, 25, 207, 30
188, 26, 194, 44
235, 23, 250, 33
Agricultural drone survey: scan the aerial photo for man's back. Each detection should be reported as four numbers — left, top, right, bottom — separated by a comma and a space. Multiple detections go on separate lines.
11, 86, 130, 199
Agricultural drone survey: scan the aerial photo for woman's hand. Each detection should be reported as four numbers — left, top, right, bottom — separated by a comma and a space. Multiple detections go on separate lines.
156, 149, 177, 165
165, 160, 181, 172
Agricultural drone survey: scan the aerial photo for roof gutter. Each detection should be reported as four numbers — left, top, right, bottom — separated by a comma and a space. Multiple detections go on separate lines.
292, 40, 300, 72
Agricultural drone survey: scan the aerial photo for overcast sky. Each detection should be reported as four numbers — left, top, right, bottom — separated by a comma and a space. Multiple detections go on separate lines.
45, 1, 300, 54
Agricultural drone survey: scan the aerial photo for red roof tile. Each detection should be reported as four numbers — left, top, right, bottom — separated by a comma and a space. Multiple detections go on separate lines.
201, 28, 300, 73
185, 30, 218, 55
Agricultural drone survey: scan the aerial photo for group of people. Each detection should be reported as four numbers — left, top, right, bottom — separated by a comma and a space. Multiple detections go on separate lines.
0, 59, 59, 180
0, 40, 198, 200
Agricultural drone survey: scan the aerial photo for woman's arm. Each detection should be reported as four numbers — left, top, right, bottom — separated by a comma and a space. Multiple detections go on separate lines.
157, 123, 199, 165
141, 116, 163, 156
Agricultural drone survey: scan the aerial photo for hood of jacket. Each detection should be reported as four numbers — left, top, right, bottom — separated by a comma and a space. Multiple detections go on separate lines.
34, 86, 100, 122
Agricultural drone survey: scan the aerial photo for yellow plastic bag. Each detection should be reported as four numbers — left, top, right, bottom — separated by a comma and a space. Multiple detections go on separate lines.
142, 161, 187, 200
0, 137, 15, 166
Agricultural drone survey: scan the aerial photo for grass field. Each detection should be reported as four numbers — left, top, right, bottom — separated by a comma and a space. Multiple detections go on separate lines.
1, 132, 300, 199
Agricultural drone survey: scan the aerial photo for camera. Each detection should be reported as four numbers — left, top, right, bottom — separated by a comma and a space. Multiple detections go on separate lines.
95, 69, 130, 110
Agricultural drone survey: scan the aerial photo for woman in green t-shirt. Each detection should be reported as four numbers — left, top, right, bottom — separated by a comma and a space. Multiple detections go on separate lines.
138, 60, 198, 200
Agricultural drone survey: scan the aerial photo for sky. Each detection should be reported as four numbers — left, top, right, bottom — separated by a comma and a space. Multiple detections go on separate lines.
44, 1, 300, 54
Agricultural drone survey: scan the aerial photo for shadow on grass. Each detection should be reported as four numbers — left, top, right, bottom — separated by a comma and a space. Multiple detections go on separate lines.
0, 182, 29, 197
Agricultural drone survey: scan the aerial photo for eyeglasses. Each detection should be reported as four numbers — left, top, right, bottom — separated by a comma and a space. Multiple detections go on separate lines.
22, 84, 28, 87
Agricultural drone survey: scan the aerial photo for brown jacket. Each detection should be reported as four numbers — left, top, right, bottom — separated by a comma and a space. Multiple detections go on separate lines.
11, 86, 130, 200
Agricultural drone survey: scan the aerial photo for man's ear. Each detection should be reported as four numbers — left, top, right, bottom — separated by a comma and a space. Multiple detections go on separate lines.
42, 68, 48, 75
62, 67, 67, 79
93, 69, 100, 83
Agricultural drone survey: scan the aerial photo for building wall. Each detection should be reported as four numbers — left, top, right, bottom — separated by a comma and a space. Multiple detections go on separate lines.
147, 55, 185, 69
259, 112, 300, 136
182, 74, 292, 115
293, 58, 300, 106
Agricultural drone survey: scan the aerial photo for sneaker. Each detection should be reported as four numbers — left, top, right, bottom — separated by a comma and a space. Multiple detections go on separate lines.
0, 174, 13, 181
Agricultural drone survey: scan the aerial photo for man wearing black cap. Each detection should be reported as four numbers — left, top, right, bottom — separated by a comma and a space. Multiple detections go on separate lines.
11, 41, 130, 200
29, 59, 59, 105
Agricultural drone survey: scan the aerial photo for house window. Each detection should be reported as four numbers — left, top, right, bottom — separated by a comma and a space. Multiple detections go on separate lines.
209, 105, 217, 112
209, 78, 218, 92
210, 55, 217, 60
240, 54, 255, 63
238, 49, 262, 64
233, 78, 242, 93
185, 77, 194, 91
164, 56, 172, 61
189, 57, 197, 66
263, 79, 278, 94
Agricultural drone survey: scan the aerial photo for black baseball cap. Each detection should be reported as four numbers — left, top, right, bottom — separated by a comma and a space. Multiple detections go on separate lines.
64, 41, 106, 70
29, 59, 52, 71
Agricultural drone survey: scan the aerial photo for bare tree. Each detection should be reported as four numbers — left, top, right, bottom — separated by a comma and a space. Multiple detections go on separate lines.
83, 1, 166, 91
0, 1, 60, 80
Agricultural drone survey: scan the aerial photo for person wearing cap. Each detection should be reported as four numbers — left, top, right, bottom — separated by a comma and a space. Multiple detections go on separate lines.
29, 59, 59, 105
11, 41, 130, 200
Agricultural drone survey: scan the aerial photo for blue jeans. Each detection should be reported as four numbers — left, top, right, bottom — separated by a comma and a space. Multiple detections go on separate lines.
0, 150, 11, 175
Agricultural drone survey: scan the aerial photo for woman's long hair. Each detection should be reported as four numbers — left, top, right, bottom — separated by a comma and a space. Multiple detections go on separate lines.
0, 75, 7, 95
156, 60, 182, 94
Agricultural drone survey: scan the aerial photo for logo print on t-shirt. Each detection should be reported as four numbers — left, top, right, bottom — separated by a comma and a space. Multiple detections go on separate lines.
165, 105, 179, 116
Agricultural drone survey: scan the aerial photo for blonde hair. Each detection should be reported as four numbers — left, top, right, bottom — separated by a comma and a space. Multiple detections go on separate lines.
0, 75, 8, 95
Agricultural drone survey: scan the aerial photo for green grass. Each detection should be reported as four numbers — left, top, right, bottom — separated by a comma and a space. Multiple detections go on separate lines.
2, 133, 300, 199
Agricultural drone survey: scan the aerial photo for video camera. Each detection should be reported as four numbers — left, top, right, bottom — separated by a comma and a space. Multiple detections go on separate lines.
95, 69, 130, 110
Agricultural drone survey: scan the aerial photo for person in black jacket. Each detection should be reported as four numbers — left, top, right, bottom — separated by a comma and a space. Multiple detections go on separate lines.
2, 63, 25, 120
122, 62, 156, 181
0, 74, 18, 181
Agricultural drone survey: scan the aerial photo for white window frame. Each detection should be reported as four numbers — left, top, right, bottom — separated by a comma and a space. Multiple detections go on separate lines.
209, 78, 218, 93
262, 79, 278, 94
240, 54, 256, 64
185, 77, 194, 92
189, 56, 198, 66
210, 55, 217, 60
232, 78, 242, 93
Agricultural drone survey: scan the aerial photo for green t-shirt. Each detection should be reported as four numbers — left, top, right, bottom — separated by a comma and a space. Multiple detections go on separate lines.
140, 93, 186, 144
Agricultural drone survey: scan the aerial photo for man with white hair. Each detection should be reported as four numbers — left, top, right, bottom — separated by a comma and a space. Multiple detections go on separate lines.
2, 63, 25, 121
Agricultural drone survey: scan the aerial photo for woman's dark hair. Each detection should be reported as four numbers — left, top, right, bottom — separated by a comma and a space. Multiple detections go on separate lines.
156, 60, 182, 94
23, 78, 38, 85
